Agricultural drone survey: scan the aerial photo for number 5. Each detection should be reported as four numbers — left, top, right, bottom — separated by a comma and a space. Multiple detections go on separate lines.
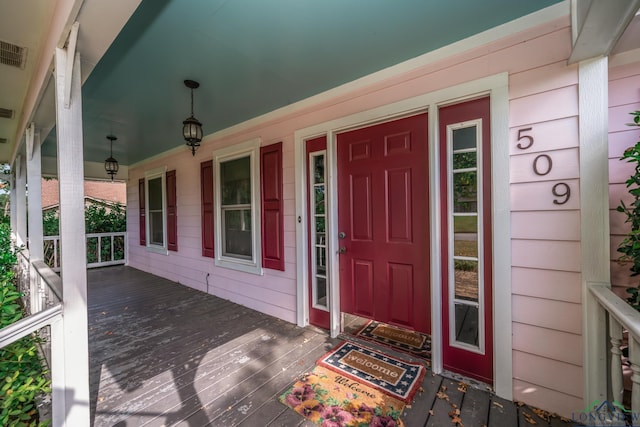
517, 127, 533, 150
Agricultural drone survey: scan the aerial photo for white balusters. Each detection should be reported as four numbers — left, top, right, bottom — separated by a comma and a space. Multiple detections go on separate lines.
610, 318, 624, 404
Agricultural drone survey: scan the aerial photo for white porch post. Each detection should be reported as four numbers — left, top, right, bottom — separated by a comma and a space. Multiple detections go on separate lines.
27, 127, 44, 314
9, 172, 16, 241
53, 38, 90, 426
15, 155, 27, 248
579, 56, 609, 407
26, 125, 43, 261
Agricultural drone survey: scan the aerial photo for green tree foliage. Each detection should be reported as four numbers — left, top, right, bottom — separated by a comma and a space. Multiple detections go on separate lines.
617, 111, 640, 310
43, 203, 126, 267
43, 202, 126, 236
0, 222, 50, 426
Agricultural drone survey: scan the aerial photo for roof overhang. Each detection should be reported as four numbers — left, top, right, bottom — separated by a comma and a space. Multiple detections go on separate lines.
568, 0, 640, 64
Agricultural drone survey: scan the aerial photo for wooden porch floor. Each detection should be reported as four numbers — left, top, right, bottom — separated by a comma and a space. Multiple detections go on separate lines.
88, 266, 575, 426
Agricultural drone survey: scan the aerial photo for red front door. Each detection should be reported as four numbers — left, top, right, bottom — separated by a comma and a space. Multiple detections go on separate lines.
439, 97, 493, 385
337, 113, 430, 334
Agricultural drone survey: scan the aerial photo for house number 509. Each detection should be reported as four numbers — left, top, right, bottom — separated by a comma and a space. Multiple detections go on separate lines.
516, 127, 570, 205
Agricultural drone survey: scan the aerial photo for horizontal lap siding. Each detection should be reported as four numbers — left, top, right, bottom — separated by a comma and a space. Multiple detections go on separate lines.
508, 48, 582, 417
609, 65, 640, 296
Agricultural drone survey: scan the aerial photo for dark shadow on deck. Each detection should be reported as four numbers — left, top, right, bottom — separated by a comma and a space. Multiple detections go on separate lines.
88, 266, 337, 426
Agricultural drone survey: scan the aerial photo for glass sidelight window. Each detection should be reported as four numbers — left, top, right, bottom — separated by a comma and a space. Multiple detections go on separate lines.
310, 151, 328, 310
447, 121, 484, 352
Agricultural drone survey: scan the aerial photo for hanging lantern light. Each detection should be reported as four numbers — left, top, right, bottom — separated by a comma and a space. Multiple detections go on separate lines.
182, 79, 203, 156
104, 135, 119, 181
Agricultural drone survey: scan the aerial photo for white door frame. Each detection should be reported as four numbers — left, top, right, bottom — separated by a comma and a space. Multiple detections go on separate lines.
294, 72, 512, 399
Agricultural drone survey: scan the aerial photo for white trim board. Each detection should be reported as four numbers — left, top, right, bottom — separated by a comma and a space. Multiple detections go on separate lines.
293, 72, 512, 399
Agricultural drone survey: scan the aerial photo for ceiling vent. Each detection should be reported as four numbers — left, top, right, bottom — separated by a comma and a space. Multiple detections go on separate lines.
0, 40, 27, 69
0, 108, 14, 119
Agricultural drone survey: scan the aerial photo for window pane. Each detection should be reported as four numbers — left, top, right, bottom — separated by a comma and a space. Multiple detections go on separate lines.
150, 212, 163, 245
148, 177, 163, 210
315, 186, 325, 214
454, 302, 479, 346
454, 260, 478, 302
315, 276, 328, 308
454, 237, 478, 258
452, 126, 477, 151
314, 155, 325, 184
453, 171, 477, 213
453, 152, 477, 170
224, 209, 252, 258
315, 216, 325, 233
221, 156, 251, 205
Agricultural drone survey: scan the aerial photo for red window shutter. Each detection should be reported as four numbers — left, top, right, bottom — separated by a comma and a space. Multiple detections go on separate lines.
139, 178, 146, 245
166, 170, 178, 251
260, 142, 284, 271
200, 160, 214, 258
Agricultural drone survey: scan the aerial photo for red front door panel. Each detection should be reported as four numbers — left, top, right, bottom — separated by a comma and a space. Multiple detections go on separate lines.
337, 113, 430, 334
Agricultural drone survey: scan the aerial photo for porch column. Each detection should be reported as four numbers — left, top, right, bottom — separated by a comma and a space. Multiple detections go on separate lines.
26, 125, 43, 261
9, 171, 16, 241
15, 155, 27, 247
53, 32, 90, 426
579, 56, 609, 407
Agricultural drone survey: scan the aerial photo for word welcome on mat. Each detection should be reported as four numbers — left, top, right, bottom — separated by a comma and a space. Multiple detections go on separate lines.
279, 365, 406, 426
355, 321, 431, 360
317, 341, 426, 403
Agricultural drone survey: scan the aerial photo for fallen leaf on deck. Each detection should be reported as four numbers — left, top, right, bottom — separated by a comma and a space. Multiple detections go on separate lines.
436, 390, 449, 400
448, 408, 461, 417
492, 401, 503, 409
531, 407, 551, 422
451, 403, 458, 410
419, 386, 424, 393
451, 415, 464, 426
523, 412, 537, 425
429, 410, 434, 416
457, 382, 468, 393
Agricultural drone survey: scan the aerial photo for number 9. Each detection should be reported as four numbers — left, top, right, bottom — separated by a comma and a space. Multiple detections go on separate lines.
552, 183, 570, 205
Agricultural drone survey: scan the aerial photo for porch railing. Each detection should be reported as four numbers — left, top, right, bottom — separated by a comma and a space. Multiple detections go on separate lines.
1, 250, 64, 425
44, 231, 126, 271
590, 283, 640, 412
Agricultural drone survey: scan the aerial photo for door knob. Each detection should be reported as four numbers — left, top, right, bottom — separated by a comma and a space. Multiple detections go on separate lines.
338, 247, 346, 254
339, 232, 346, 239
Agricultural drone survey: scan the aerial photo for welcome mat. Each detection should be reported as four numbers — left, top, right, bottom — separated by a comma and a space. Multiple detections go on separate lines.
279, 365, 406, 426
317, 341, 425, 403
355, 321, 431, 361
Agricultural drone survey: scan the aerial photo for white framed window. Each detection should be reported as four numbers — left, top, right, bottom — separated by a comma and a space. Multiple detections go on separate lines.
213, 138, 262, 274
446, 119, 485, 354
145, 166, 168, 254
309, 150, 328, 311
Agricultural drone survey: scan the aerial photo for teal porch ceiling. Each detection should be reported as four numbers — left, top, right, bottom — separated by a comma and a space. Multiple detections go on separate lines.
41, 0, 562, 166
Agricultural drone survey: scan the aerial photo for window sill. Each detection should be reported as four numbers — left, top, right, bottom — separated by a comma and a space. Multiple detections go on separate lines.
215, 257, 263, 276
146, 245, 168, 255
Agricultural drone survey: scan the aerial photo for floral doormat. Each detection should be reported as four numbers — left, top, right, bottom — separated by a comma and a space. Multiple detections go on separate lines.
279, 365, 406, 426
317, 341, 425, 403
355, 321, 431, 361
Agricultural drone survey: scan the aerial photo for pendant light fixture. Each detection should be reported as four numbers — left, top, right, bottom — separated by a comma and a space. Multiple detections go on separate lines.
182, 79, 203, 156
104, 135, 119, 181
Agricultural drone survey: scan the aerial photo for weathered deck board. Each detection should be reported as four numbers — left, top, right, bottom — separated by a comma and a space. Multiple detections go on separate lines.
88, 266, 578, 426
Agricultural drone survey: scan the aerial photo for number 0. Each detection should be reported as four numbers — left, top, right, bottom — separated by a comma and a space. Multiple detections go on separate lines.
533, 154, 552, 176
